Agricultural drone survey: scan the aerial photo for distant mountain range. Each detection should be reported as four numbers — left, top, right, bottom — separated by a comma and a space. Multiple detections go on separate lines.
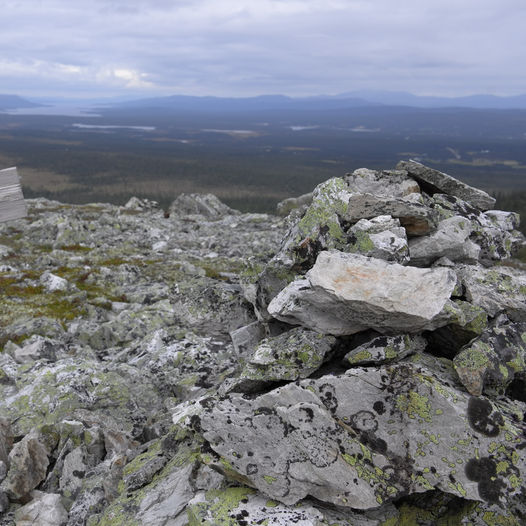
91, 92, 526, 112
3, 91, 526, 112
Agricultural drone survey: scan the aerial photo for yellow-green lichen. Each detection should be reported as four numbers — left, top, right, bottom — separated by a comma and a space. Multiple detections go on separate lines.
395, 392, 432, 423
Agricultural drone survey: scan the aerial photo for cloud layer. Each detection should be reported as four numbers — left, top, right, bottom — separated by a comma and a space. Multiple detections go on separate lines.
1, 0, 525, 98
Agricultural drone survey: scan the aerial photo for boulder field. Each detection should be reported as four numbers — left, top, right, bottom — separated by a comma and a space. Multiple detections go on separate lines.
0, 161, 525, 525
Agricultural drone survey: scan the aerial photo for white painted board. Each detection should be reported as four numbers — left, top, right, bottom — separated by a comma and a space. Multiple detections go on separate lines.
0, 167, 27, 223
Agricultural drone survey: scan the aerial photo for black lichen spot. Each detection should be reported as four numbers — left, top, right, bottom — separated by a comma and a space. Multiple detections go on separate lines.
246, 464, 258, 475
467, 397, 503, 437
319, 383, 338, 413
361, 432, 387, 455
465, 457, 504, 504
189, 414, 202, 433
373, 401, 385, 415
300, 407, 314, 422
465, 457, 496, 481
350, 411, 378, 432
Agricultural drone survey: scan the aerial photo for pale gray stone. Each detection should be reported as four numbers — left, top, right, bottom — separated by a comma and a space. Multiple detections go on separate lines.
39, 271, 72, 292
14, 491, 68, 526
187, 488, 396, 525
230, 328, 337, 392
458, 264, 526, 320
230, 321, 266, 359
9, 335, 59, 364
1, 430, 54, 500
344, 192, 439, 236
454, 317, 526, 396
269, 251, 457, 335
168, 193, 240, 218
200, 362, 526, 509
276, 192, 313, 216
409, 215, 480, 266
345, 334, 427, 365
397, 160, 496, 210
345, 167, 420, 198
349, 216, 409, 263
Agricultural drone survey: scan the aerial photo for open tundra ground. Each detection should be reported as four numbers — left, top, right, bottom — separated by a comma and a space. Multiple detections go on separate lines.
0, 162, 526, 525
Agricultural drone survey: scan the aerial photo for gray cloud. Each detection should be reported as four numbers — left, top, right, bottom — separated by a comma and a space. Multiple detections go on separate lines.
0, 0, 524, 97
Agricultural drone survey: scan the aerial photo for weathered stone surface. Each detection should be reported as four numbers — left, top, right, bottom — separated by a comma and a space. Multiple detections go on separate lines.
229, 328, 337, 392
276, 191, 313, 216
168, 192, 240, 218
458, 264, 526, 320
229, 321, 266, 359
200, 362, 526, 509
251, 177, 352, 319
397, 160, 496, 210
0, 418, 12, 469
344, 193, 439, 236
187, 486, 397, 526
269, 251, 457, 335
344, 167, 420, 198
1, 429, 56, 500
123, 196, 160, 211
345, 333, 427, 365
8, 335, 60, 364
348, 215, 409, 263
14, 491, 68, 526
454, 317, 526, 396
409, 215, 480, 266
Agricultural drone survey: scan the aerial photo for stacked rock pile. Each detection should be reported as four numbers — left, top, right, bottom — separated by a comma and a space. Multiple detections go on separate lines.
0, 161, 525, 525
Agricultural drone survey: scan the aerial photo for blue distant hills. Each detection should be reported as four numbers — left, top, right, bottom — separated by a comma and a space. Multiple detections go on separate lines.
3, 91, 526, 111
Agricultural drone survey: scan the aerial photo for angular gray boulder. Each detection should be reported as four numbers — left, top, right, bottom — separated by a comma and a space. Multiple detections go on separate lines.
200, 361, 526, 509
397, 160, 496, 210
269, 251, 458, 335
454, 316, 526, 396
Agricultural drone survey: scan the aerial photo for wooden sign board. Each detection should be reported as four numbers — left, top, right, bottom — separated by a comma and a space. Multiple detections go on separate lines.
0, 167, 27, 223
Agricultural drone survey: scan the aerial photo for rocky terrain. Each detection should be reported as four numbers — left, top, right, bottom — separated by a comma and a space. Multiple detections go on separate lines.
0, 160, 525, 525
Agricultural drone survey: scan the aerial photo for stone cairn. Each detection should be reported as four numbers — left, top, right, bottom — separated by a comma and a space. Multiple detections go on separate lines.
0, 161, 525, 525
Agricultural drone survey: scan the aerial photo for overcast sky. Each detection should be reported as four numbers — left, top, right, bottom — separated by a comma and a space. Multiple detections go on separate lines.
1, 0, 525, 99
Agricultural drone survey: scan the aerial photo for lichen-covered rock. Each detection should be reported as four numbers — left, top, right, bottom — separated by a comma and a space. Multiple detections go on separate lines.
168, 193, 240, 218
269, 251, 458, 335
200, 361, 526, 509
344, 192, 439, 236
348, 215, 409, 263
397, 160, 496, 210
14, 490, 68, 526
187, 486, 397, 526
344, 167, 421, 198
409, 215, 480, 266
1, 428, 57, 500
7, 335, 61, 364
458, 264, 526, 320
345, 333, 427, 365
0, 357, 164, 438
454, 317, 526, 396
228, 328, 337, 392
276, 191, 313, 216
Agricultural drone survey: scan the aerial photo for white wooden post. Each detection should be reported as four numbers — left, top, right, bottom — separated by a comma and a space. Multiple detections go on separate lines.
0, 167, 27, 223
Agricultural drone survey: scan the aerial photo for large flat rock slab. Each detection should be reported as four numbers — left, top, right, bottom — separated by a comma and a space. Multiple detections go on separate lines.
397, 160, 496, 211
268, 251, 457, 335
200, 362, 526, 509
